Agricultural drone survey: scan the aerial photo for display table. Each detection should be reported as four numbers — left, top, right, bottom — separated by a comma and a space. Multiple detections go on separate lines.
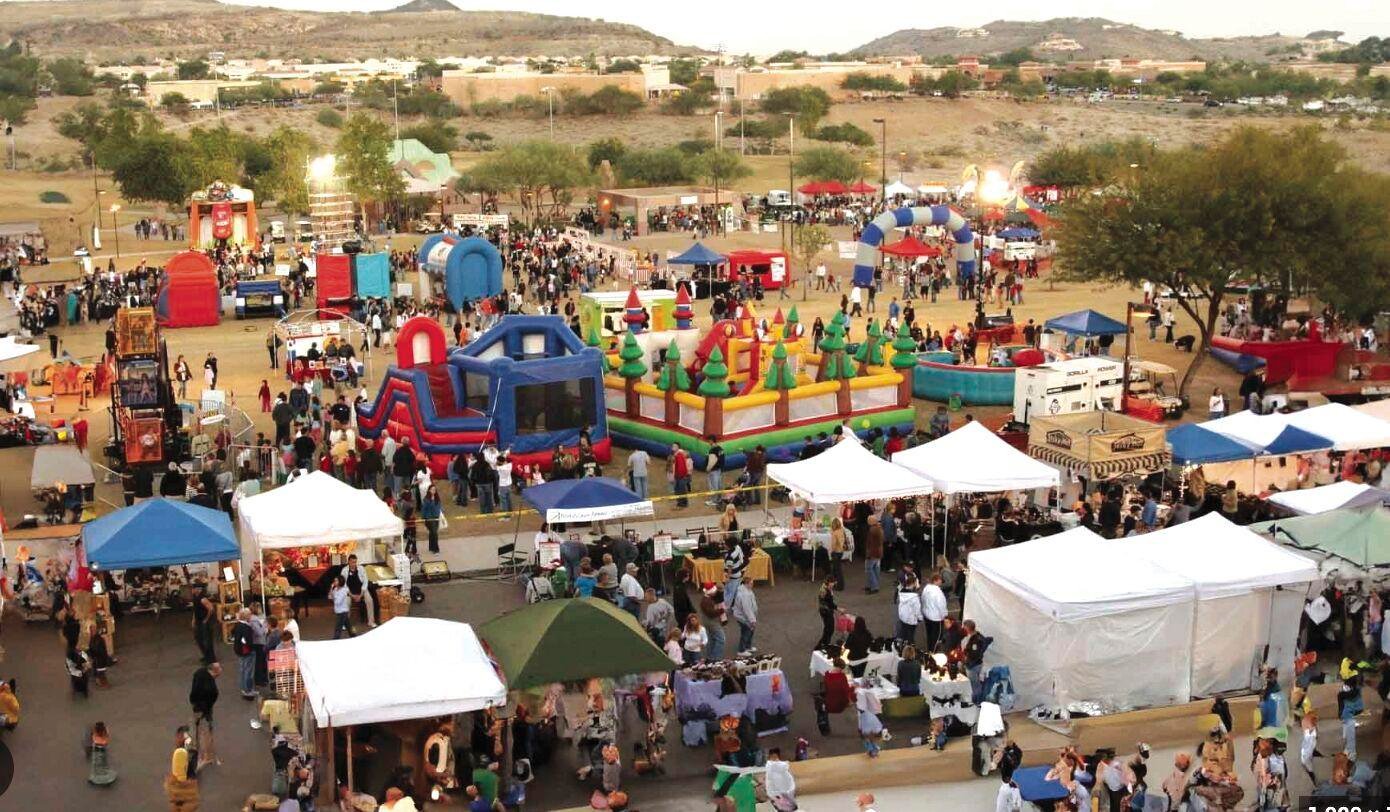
924, 675, 978, 724
810, 648, 899, 680
853, 676, 900, 703
680, 547, 774, 586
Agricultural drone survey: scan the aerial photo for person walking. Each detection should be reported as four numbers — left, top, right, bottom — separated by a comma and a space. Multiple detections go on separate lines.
203, 352, 218, 390
626, 448, 650, 500
705, 437, 725, 502
896, 573, 924, 643
231, 608, 256, 700
421, 485, 443, 553
192, 585, 217, 664
174, 355, 192, 398
699, 583, 726, 661
829, 517, 848, 592
731, 579, 758, 654
863, 515, 884, 594
920, 572, 948, 651
816, 577, 839, 648
189, 662, 221, 772
330, 576, 354, 639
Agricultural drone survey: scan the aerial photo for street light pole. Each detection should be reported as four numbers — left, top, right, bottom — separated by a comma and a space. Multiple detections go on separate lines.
109, 203, 122, 259
872, 117, 887, 200
541, 86, 555, 139
713, 110, 724, 237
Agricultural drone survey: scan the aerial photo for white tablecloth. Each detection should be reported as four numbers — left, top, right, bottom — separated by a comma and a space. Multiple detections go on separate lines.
810, 648, 900, 680
854, 676, 901, 703
924, 676, 978, 724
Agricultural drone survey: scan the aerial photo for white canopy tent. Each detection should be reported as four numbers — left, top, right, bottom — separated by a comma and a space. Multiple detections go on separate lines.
1202, 410, 1298, 450
766, 434, 934, 504
966, 527, 1198, 711
238, 471, 404, 549
1121, 513, 1318, 697
297, 617, 506, 726
1283, 403, 1390, 451
0, 335, 42, 374
1266, 480, 1390, 516
966, 513, 1318, 709
892, 420, 1061, 493
1354, 399, 1390, 422
883, 180, 915, 198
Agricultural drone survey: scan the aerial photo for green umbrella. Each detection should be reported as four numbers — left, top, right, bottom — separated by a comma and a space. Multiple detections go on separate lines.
478, 598, 674, 690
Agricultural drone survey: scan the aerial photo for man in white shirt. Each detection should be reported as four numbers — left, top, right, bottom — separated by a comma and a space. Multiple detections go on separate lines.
627, 448, 650, 500
618, 563, 644, 619
995, 775, 1022, 812
495, 454, 513, 512
765, 748, 796, 807
920, 573, 948, 651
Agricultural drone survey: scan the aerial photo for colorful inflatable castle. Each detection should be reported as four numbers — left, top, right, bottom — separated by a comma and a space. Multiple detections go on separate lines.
356, 315, 610, 475
188, 180, 258, 250
155, 251, 221, 328
604, 304, 916, 469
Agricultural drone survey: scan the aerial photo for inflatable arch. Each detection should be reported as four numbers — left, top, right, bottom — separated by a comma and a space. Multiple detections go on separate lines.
852, 206, 976, 288
418, 234, 504, 312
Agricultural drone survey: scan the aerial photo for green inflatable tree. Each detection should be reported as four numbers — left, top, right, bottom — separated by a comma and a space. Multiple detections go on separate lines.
890, 328, 918, 370
762, 341, 797, 391
817, 316, 856, 382
657, 340, 691, 392
697, 345, 732, 397
853, 320, 885, 368
618, 332, 647, 379
784, 305, 801, 340
587, 325, 611, 373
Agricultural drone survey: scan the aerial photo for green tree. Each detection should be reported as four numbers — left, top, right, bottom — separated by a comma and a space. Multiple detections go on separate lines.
911, 70, 978, 98
160, 92, 191, 112
335, 112, 406, 222
697, 345, 732, 397
587, 136, 627, 169
604, 59, 641, 74
812, 122, 874, 147
176, 59, 210, 80
760, 86, 833, 130
617, 147, 694, 185
400, 121, 458, 154
765, 50, 809, 64
465, 139, 592, 225
46, 58, 95, 96
841, 73, 907, 92
1054, 126, 1390, 395
256, 125, 315, 214
464, 130, 493, 150
691, 149, 752, 188
110, 133, 193, 204
661, 90, 714, 116
582, 85, 644, 116
668, 58, 703, 86
791, 224, 832, 291
315, 108, 344, 128
794, 146, 858, 184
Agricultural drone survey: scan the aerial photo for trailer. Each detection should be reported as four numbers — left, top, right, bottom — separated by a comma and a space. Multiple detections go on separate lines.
1012, 356, 1124, 424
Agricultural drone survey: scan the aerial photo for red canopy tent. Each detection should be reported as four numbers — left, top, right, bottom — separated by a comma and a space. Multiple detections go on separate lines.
879, 235, 942, 258
980, 209, 1005, 222
1025, 208, 1054, 229
848, 181, 877, 196
797, 180, 849, 196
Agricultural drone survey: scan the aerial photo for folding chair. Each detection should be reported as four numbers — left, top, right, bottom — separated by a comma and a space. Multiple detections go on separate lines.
496, 542, 527, 583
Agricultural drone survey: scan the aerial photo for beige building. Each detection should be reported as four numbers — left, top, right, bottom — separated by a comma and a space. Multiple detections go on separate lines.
144, 79, 261, 106
1282, 61, 1390, 82
710, 61, 957, 102
440, 70, 645, 106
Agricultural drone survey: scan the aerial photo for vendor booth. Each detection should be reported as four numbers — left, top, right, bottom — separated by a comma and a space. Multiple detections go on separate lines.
1026, 411, 1169, 481
521, 477, 653, 524
1265, 481, 1390, 516
967, 514, 1317, 712
1252, 508, 1390, 592
237, 471, 405, 602
1166, 423, 1256, 466
767, 432, 934, 504
155, 252, 222, 328
893, 420, 1060, 494
725, 249, 790, 291
234, 280, 285, 319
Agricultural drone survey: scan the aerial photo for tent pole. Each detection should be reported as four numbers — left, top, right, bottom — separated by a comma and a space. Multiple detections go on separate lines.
346, 726, 354, 794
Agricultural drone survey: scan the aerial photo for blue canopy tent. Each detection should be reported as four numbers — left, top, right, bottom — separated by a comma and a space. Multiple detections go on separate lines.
1167, 423, 1254, 465
83, 498, 238, 571
668, 242, 727, 266
1043, 309, 1128, 337
521, 477, 654, 524
997, 227, 1040, 240
1259, 425, 1333, 456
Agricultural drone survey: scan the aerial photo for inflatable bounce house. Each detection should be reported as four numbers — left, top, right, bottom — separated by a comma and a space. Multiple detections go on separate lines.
605, 305, 915, 469
852, 205, 976, 288
418, 234, 503, 312
581, 286, 701, 363
155, 251, 221, 328
353, 252, 391, 299
188, 180, 258, 250
314, 253, 353, 315
911, 346, 1051, 406
1210, 334, 1343, 385
356, 315, 610, 475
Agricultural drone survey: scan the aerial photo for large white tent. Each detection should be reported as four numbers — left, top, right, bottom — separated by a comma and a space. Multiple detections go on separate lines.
965, 514, 1317, 710
1354, 399, 1390, 422
238, 471, 403, 549
892, 420, 1060, 493
1282, 402, 1390, 451
297, 617, 506, 726
966, 527, 1198, 711
766, 434, 934, 504
1266, 481, 1390, 516
1120, 513, 1317, 697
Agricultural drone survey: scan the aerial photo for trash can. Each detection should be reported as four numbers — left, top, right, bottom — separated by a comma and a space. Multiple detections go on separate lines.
948, 393, 962, 411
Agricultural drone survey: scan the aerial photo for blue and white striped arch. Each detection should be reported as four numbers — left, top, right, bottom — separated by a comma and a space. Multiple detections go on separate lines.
852, 205, 976, 289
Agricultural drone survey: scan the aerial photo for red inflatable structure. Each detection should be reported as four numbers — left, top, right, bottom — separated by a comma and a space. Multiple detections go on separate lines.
1210, 336, 1343, 385
315, 254, 353, 316
155, 251, 221, 328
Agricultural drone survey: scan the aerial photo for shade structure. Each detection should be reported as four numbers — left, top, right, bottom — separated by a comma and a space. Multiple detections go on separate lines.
966, 526, 1198, 711
478, 598, 674, 690
997, 227, 1040, 240
1252, 507, 1390, 571
1283, 402, 1390, 451
297, 617, 506, 726
892, 420, 1060, 494
237, 471, 403, 549
1166, 423, 1254, 465
765, 434, 933, 505
878, 235, 941, 258
1003, 210, 1033, 225
1265, 482, 1390, 516
30, 444, 96, 489
917, 184, 948, 195
797, 180, 848, 196
668, 242, 728, 266
84, 498, 238, 571
1203, 411, 1335, 456
1354, 399, 1390, 422
1042, 309, 1128, 337
0, 335, 41, 374
884, 180, 915, 197
1126, 513, 1318, 600
520, 476, 653, 523
848, 180, 877, 195
1261, 425, 1334, 456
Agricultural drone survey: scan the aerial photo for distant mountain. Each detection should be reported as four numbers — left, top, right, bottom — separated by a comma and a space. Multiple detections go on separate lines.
0, 0, 697, 60
853, 17, 1323, 63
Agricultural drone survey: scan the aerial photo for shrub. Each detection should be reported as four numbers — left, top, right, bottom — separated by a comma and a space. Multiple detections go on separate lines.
316, 108, 343, 128
813, 122, 874, 147
40, 189, 71, 202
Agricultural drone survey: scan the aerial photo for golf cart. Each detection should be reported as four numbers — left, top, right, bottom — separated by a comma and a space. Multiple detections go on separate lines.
1125, 360, 1189, 421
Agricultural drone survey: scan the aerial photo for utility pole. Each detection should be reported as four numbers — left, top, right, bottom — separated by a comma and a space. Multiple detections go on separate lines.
541, 87, 555, 139
872, 117, 887, 199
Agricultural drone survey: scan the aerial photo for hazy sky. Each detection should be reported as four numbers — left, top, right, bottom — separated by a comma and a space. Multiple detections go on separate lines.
210, 0, 1390, 53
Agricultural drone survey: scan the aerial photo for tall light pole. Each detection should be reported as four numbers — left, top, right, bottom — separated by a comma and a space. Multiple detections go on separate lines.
109, 203, 122, 259
738, 96, 745, 155
713, 110, 725, 236
872, 117, 887, 200
541, 86, 556, 139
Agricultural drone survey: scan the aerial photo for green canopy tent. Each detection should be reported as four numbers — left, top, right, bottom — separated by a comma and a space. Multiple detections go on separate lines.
478, 597, 674, 690
1250, 507, 1390, 575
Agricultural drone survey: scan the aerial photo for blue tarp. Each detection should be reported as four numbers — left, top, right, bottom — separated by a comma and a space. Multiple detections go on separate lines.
668, 242, 727, 266
1261, 425, 1334, 456
1167, 423, 1255, 465
1012, 766, 1070, 804
352, 252, 391, 299
1043, 309, 1128, 337
521, 476, 650, 522
84, 498, 239, 571
997, 227, 1040, 240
